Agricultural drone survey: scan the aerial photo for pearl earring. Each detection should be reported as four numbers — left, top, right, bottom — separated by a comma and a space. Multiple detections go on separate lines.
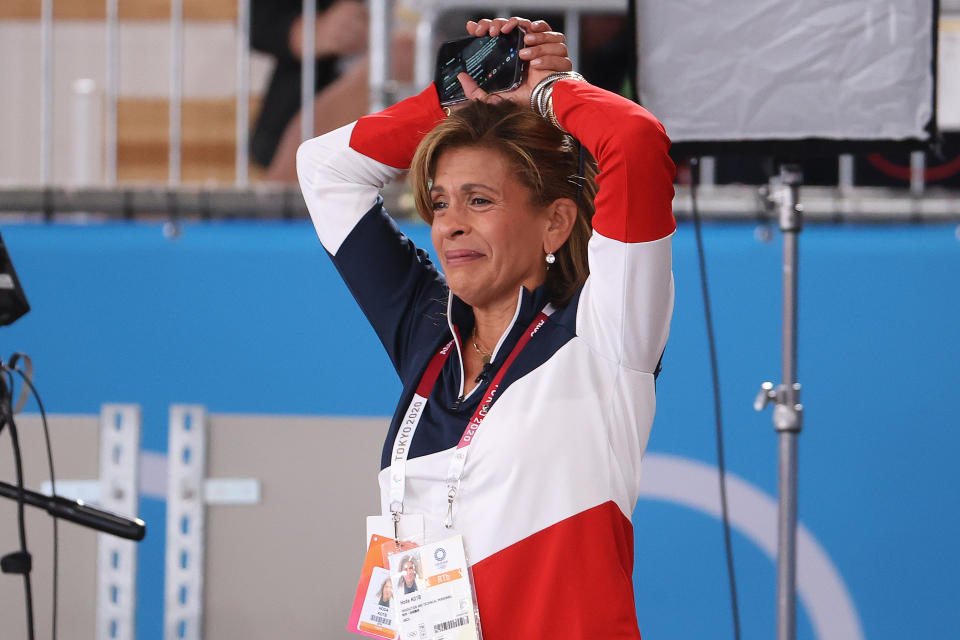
545, 252, 556, 265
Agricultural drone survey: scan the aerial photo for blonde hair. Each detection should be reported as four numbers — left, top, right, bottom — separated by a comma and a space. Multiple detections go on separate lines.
409, 100, 597, 307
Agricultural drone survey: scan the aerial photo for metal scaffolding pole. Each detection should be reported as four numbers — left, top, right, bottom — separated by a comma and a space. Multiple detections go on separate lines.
3, 184, 958, 223
169, 0, 184, 184
236, 0, 251, 186
300, 0, 316, 142
41, 0, 54, 185
563, 9, 580, 66
106, 0, 119, 184
369, 0, 391, 113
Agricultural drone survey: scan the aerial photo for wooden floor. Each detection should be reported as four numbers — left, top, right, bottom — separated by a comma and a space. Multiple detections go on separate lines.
1, 0, 241, 20
118, 97, 268, 183
4, 1, 274, 182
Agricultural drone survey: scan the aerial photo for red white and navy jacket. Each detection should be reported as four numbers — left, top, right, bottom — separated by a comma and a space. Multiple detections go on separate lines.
297, 80, 676, 639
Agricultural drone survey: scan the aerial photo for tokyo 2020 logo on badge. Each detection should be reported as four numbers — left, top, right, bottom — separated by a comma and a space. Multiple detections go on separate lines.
434, 547, 447, 562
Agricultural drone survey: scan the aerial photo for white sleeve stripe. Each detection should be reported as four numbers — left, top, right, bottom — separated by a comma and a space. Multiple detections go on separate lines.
296, 122, 405, 256
577, 230, 674, 373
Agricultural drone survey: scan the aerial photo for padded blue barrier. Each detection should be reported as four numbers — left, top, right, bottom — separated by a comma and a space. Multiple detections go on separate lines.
2, 220, 958, 639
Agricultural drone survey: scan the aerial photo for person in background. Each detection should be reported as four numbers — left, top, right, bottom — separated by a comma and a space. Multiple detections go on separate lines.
251, 0, 366, 171
251, 0, 413, 182
253, 7, 632, 184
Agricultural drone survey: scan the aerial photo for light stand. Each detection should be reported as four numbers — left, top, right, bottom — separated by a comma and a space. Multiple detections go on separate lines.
755, 164, 805, 640
632, 2, 937, 636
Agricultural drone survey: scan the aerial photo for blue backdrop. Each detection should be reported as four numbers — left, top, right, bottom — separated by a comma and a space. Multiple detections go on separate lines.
1, 220, 958, 639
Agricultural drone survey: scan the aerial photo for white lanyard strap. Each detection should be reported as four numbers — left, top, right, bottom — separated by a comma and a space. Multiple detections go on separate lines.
389, 305, 555, 524
442, 307, 553, 526
389, 340, 454, 515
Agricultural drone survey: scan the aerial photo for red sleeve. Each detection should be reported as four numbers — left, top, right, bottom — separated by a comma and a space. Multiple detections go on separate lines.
348, 85, 447, 169
552, 80, 677, 243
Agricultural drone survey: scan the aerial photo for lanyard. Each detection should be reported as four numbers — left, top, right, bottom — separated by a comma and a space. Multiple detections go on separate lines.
389, 308, 553, 531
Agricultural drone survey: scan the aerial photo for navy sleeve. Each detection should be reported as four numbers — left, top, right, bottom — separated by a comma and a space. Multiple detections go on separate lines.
329, 198, 450, 380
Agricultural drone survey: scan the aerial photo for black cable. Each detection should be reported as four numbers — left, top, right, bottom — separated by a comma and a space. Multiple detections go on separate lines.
689, 157, 742, 640
2, 368, 37, 640
626, 0, 639, 103
11, 363, 58, 640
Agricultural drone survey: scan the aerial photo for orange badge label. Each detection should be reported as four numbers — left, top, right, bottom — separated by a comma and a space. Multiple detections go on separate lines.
426, 568, 463, 587
357, 621, 396, 638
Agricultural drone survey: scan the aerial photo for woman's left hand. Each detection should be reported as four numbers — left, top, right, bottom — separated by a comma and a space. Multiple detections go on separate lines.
457, 17, 573, 109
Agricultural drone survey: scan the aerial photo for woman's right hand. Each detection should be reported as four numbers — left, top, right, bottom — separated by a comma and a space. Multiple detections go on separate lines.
457, 17, 573, 109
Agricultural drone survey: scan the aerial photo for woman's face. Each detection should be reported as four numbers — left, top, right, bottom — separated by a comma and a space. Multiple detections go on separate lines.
402, 561, 417, 586
430, 146, 549, 311
382, 580, 393, 600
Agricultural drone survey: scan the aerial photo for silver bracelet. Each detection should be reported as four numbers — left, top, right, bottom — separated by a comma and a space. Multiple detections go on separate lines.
529, 72, 566, 116
529, 71, 586, 131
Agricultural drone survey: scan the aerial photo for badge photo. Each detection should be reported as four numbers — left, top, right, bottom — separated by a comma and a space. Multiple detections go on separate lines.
356, 566, 399, 638
388, 536, 481, 640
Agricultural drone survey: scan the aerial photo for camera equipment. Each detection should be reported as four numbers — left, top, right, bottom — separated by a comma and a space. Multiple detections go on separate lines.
0, 233, 144, 639
633, 2, 938, 639
636, 1, 937, 156
0, 233, 30, 327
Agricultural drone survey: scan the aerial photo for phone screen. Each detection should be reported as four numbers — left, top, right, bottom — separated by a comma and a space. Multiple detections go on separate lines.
434, 30, 525, 106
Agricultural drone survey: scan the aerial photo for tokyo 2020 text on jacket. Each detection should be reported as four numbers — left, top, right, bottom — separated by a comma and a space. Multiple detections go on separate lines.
297, 78, 676, 639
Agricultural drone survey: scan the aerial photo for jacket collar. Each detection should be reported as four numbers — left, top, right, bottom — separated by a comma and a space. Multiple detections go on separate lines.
445, 284, 551, 397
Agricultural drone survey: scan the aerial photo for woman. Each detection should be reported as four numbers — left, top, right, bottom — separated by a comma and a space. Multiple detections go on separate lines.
297, 16, 675, 639
250, 0, 366, 172
375, 577, 393, 607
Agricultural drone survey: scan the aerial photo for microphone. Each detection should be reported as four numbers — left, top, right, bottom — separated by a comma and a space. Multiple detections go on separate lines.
0, 480, 145, 541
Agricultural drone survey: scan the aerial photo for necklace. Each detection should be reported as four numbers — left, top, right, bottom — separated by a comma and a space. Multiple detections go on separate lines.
471, 330, 492, 366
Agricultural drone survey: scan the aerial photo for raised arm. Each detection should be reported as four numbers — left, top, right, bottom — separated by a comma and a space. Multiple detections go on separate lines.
296, 86, 447, 375
296, 85, 445, 255
553, 80, 676, 373
295, 16, 590, 375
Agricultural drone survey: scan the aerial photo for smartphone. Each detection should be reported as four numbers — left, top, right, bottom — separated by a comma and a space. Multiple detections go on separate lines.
434, 29, 526, 107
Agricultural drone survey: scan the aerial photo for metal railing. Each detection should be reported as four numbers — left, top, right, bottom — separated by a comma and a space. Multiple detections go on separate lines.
32, 0, 258, 189
3, 184, 959, 225
8, 1, 960, 224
